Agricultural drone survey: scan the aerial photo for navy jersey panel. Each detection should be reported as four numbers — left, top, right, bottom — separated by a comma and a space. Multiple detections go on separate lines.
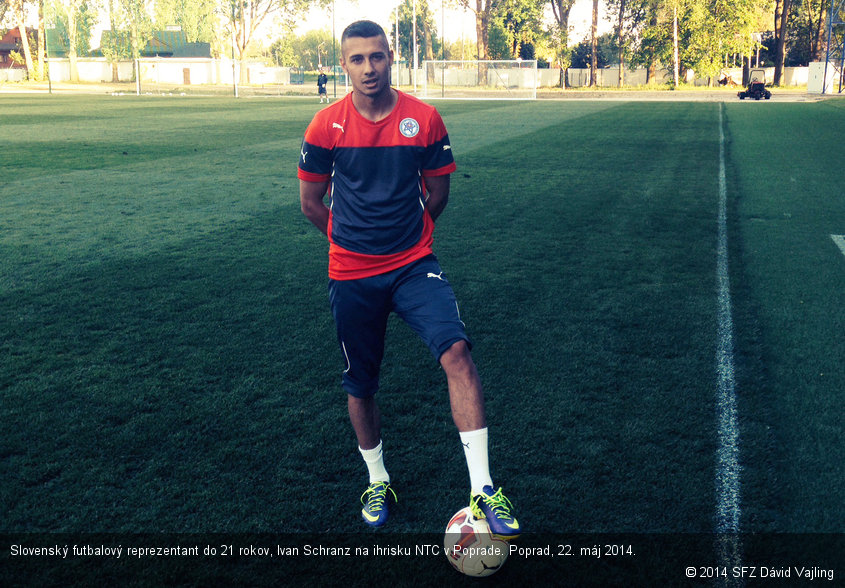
330, 145, 426, 255
421, 132, 455, 175
298, 140, 332, 182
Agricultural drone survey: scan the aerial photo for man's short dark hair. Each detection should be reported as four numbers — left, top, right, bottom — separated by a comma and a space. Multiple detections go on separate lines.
341, 20, 389, 46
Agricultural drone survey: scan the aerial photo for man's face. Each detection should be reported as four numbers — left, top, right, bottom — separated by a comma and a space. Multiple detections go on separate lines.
340, 35, 393, 99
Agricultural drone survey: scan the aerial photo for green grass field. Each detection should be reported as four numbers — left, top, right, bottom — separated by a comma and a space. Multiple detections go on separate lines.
1, 94, 843, 583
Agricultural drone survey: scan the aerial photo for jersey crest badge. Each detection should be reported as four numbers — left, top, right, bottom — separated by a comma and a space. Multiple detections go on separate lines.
399, 118, 420, 138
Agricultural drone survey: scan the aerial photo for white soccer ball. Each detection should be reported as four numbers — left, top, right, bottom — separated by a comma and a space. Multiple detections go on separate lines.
443, 506, 509, 577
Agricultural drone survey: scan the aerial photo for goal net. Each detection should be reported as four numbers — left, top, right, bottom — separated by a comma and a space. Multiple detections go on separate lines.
421, 60, 538, 100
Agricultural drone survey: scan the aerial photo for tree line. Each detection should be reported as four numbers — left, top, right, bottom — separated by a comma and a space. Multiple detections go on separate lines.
457, 0, 830, 87
1, 0, 324, 83
1, 0, 834, 86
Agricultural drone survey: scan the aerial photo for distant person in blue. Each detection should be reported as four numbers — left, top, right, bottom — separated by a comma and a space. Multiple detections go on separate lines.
318, 69, 329, 103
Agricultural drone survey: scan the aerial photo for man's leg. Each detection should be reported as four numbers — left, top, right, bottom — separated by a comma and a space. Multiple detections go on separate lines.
440, 340, 521, 538
440, 341, 521, 538
348, 394, 382, 451
329, 277, 395, 527
439, 340, 486, 433
392, 257, 521, 536
440, 341, 491, 491
349, 394, 394, 527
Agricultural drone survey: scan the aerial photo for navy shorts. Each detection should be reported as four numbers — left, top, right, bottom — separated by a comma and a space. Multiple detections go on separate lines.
328, 255, 470, 398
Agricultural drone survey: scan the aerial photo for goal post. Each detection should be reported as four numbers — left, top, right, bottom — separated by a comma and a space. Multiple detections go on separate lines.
421, 60, 538, 100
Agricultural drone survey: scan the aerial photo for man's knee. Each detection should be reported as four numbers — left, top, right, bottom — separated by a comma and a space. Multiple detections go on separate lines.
440, 339, 474, 373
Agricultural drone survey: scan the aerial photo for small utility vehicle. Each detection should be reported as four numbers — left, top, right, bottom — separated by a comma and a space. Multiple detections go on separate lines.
738, 69, 772, 100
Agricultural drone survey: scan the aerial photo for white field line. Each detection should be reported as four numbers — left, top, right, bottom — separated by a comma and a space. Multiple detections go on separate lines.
716, 104, 742, 535
831, 235, 845, 258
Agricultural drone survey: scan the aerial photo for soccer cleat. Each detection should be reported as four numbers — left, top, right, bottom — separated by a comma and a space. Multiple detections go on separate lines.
470, 485, 521, 539
360, 481, 396, 527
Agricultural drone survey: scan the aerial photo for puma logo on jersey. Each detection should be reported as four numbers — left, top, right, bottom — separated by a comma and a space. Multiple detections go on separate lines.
300, 147, 307, 162
427, 272, 445, 281
443, 145, 451, 151
332, 122, 345, 133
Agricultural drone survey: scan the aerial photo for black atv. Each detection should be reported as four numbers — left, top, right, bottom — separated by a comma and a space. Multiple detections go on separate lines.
738, 69, 772, 100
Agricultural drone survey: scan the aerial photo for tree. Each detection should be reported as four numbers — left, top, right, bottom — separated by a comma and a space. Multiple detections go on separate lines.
548, 0, 576, 86
119, 0, 154, 82
441, 36, 477, 60
787, 0, 826, 65
630, 0, 770, 87
3, 0, 36, 78
391, 0, 443, 85
486, 18, 511, 58
455, 0, 503, 60
225, 0, 315, 84
496, 0, 544, 59
100, 0, 126, 81
632, 0, 662, 83
773, 0, 792, 84
630, 0, 685, 86
422, 3, 435, 65
589, 0, 598, 85
721, 0, 770, 82
606, 0, 648, 86
802, 0, 827, 62
668, 0, 733, 85
610, 0, 626, 85
50, 0, 97, 82
632, 0, 698, 86
155, 0, 217, 44
392, 0, 440, 69
671, 0, 681, 85
268, 33, 295, 66
272, 28, 332, 68
37, 0, 47, 80
570, 31, 614, 68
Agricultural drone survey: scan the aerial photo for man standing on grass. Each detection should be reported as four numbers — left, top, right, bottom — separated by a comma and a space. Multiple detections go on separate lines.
317, 69, 329, 103
297, 20, 520, 537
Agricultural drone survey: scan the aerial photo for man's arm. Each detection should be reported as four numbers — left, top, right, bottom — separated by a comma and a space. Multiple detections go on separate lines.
300, 179, 330, 235
423, 174, 451, 222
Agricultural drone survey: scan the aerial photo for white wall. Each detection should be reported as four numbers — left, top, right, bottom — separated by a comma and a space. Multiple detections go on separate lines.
0, 68, 27, 82
36, 58, 813, 90
423, 67, 538, 89
415, 65, 809, 89
559, 66, 809, 88
43, 57, 292, 86
46, 58, 134, 82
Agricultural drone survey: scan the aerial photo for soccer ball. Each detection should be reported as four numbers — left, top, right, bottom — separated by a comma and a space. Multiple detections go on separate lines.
443, 506, 509, 577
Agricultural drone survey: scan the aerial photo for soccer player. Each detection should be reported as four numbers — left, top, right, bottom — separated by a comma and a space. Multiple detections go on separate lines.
297, 20, 520, 539
317, 69, 328, 103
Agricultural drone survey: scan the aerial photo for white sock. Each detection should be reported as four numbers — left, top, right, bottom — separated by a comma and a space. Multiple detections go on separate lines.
359, 440, 390, 484
460, 428, 493, 493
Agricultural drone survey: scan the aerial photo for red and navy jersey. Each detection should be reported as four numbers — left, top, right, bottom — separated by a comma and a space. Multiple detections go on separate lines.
298, 90, 456, 280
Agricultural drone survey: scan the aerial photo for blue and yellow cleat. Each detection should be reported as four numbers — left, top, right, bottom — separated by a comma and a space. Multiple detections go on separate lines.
470, 485, 521, 539
360, 481, 396, 528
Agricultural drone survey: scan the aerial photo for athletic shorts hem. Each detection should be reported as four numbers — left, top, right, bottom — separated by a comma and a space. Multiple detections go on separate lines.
433, 335, 473, 363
